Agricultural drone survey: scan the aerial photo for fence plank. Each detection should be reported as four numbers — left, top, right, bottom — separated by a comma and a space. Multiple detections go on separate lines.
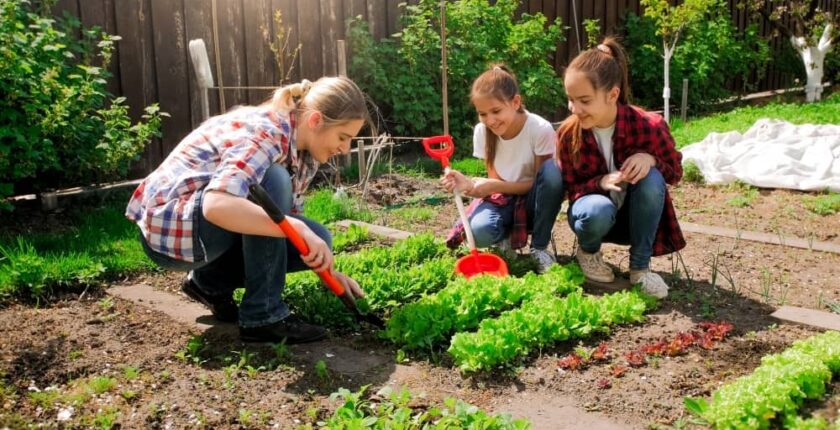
215, 0, 247, 108
386, 0, 401, 36
605, 0, 617, 34
322, 0, 344, 76
297, 0, 323, 79
244, 0, 277, 104
367, 0, 387, 41
115, 0, 160, 173
150, 0, 191, 156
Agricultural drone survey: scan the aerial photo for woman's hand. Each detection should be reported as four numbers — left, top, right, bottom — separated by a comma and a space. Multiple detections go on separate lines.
333, 271, 365, 299
299, 224, 333, 272
599, 172, 626, 192
440, 169, 474, 194
621, 153, 656, 184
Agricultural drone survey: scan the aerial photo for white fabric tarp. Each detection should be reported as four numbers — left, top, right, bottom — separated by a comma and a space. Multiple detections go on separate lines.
681, 119, 840, 192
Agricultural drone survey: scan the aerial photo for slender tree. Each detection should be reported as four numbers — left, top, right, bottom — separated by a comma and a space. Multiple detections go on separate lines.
742, 0, 838, 102
641, 0, 720, 122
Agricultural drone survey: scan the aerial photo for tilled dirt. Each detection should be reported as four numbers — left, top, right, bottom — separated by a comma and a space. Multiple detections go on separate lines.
1, 173, 839, 429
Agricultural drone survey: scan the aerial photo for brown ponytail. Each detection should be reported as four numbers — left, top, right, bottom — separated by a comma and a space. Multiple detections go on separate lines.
470, 64, 525, 172
556, 36, 630, 165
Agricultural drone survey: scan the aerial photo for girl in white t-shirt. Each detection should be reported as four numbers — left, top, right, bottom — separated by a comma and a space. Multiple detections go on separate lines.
441, 65, 564, 273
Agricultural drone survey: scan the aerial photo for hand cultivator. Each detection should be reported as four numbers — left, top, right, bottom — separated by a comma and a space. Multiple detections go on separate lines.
422, 135, 508, 279
248, 184, 385, 328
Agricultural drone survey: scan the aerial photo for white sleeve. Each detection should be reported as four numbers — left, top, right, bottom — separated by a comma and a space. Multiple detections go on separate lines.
532, 116, 556, 157
472, 123, 486, 159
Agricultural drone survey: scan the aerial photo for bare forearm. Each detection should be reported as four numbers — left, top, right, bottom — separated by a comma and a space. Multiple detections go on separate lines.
202, 190, 302, 237
468, 178, 533, 196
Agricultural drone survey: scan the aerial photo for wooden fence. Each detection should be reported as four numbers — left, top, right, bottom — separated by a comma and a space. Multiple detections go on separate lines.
49, 0, 838, 175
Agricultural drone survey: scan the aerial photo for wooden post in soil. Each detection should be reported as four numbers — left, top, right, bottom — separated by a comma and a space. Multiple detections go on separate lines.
681, 79, 688, 123
336, 39, 350, 186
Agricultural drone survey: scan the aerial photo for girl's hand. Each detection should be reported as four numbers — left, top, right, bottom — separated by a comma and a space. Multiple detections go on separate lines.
300, 225, 333, 272
599, 172, 626, 192
333, 271, 365, 299
621, 153, 656, 184
468, 178, 495, 198
440, 169, 474, 194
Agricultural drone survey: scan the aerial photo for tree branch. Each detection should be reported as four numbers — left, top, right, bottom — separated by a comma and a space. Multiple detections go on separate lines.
757, 5, 794, 40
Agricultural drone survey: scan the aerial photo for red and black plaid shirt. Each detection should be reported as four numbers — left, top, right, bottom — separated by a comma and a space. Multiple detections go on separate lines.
556, 103, 686, 256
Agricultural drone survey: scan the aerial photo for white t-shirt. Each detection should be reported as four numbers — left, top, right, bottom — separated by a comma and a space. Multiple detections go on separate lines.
592, 123, 626, 208
472, 112, 556, 182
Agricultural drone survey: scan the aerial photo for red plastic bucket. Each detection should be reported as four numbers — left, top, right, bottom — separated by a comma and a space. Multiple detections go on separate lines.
455, 250, 509, 279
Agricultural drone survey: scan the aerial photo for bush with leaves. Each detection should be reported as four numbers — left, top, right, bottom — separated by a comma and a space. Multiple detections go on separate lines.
0, 0, 165, 207
348, 0, 564, 157
623, 5, 770, 115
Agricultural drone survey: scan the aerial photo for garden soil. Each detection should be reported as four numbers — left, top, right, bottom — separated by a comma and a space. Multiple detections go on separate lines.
1, 174, 839, 429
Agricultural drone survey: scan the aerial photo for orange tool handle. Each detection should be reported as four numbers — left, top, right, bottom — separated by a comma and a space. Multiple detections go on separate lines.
248, 184, 345, 297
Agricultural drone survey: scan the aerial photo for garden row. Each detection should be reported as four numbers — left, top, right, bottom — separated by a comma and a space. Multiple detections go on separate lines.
687, 330, 840, 430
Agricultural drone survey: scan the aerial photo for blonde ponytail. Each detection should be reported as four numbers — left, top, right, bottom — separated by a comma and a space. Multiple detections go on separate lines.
271, 79, 313, 111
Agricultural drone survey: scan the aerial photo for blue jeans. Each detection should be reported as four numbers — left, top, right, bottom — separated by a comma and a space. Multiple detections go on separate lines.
469, 160, 564, 249
567, 168, 666, 270
140, 164, 331, 328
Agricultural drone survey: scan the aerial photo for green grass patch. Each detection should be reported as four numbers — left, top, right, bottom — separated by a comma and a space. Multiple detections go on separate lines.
670, 92, 840, 148
450, 157, 487, 177
303, 189, 373, 224
0, 201, 154, 302
726, 187, 759, 208
804, 192, 840, 216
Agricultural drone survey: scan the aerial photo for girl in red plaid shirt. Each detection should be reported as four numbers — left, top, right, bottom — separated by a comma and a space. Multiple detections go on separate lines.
441, 65, 564, 273
556, 38, 686, 299
127, 77, 372, 343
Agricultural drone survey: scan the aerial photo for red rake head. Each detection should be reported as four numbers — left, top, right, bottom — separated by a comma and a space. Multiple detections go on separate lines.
422, 135, 455, 169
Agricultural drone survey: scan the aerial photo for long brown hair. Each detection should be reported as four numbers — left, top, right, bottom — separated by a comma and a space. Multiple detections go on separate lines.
470, 64, 525, 172
556, 36, 630, 164
271, 76, 374, 133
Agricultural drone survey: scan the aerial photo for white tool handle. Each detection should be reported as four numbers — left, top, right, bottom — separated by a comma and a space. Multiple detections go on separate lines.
447, 167, 476, 251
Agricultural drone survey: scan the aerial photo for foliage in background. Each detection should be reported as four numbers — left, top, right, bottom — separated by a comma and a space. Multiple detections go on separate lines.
669, 92, 840, 148
583, 18, 601, 49
348, 0, 565, 158
0, 0, 166, 207
0, 194, 154, 303
804, 191, 840, 216
624, 3, 770, 115
740, 0, 839, 102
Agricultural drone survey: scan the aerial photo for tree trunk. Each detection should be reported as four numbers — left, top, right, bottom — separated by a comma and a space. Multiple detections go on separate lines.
791, 24, 833, 103
663, 43, 673, 123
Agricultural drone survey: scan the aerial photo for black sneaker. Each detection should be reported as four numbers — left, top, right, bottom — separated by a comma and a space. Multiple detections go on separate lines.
239, 315, 327, 344
180, 277, 239, 323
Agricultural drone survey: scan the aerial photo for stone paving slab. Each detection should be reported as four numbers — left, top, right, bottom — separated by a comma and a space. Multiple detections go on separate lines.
493, 390, 636, 430
335, 220, 413, 240
681, 221, 840, 254
771, 305, 840, 331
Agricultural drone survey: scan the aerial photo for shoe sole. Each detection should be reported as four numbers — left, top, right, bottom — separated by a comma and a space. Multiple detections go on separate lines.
181, 283, 239, 323
584, 273, 615, 283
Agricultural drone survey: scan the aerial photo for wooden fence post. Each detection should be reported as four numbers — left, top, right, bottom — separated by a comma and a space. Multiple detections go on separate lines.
681, 79, 688, 123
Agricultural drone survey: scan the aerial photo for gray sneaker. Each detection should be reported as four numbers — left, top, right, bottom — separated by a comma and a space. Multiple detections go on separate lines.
530, 248, 556, 273
630, 269, 669, 299
575, 246, 615, 283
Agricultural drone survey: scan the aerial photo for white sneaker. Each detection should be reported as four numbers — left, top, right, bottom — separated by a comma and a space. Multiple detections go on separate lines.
576, 247, 615, 283
530, 248, 556, 273
630, 269, 669, 299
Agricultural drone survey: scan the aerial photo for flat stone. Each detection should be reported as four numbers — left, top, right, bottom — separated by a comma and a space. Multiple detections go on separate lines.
108, 283, 226, 331
583, 277, 633, 295
335, 220, 413, 240
289, 343, 391, 375
681, 221, 840, 255
771, 305, 840, 331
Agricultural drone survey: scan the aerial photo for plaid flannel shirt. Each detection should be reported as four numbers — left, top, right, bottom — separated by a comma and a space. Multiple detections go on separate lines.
557, 103, 686, 256
125, 107, 317, 262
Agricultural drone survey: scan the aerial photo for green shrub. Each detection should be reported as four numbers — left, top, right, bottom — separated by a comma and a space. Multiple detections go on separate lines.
682, 161, 704, 184
0, 0, 165, 206
623, 4, 770, 114
348, 0, 564, 158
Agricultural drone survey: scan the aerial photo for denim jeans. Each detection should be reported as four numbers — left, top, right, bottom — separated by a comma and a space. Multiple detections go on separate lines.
567, 167, 666, 270
140, 164, 331, 328
469, 160, 564, 249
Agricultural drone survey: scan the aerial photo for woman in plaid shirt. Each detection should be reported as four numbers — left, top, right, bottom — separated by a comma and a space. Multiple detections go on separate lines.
556, 38, 685, 299
126, 77, 372, 343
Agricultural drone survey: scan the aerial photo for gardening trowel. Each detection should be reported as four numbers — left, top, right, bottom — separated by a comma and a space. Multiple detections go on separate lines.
247, 183, 385, 328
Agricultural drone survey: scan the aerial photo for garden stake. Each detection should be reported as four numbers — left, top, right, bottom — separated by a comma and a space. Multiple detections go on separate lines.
422, 135, 508, 279
248, 184, 385, 328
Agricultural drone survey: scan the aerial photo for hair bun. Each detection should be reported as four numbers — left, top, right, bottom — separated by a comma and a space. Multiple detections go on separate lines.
290, 79, 312, 99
